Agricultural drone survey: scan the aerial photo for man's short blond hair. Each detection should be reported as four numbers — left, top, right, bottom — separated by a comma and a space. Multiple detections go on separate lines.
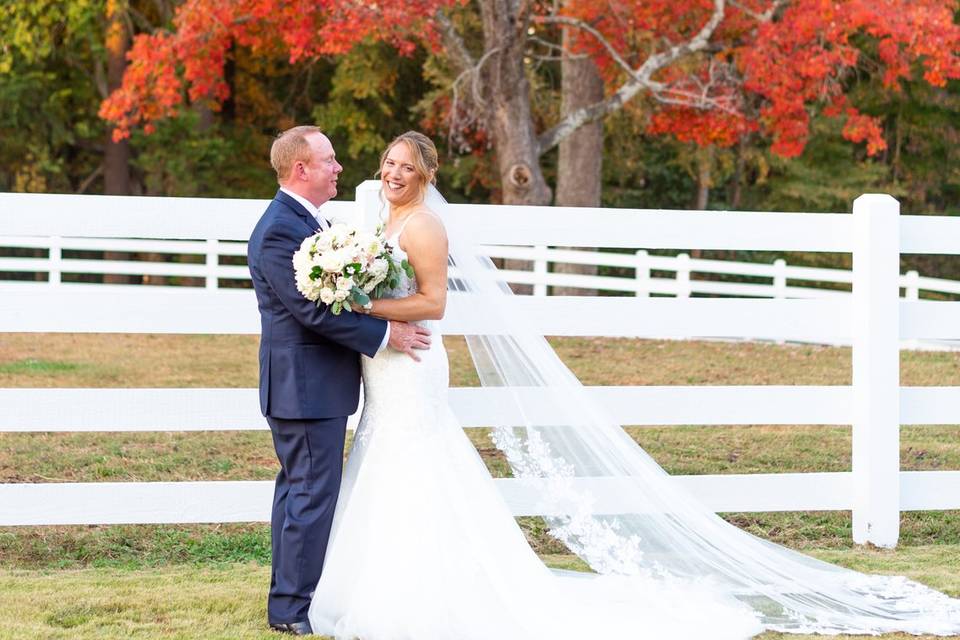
270, 125, 322, 182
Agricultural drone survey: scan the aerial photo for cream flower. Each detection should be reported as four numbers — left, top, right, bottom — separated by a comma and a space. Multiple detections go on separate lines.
336, 276, 355, 292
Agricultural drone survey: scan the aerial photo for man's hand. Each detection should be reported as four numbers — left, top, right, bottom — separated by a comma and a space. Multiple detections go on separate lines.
388, 321, 432, 361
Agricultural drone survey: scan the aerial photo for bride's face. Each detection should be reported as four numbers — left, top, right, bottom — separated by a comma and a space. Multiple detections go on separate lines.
381, 142, 423, 207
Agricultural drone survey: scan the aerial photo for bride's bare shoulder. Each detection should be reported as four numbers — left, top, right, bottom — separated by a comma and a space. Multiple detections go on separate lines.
407, 205, 446, 236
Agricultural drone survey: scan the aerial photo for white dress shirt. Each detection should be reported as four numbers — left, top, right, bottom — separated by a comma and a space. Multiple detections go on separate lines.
279, 187, 390, 352
279, 187, 329, 230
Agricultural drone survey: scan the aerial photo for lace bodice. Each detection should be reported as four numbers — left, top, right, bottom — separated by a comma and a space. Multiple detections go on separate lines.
379, 232, 418, 300
355, 220, 447, 450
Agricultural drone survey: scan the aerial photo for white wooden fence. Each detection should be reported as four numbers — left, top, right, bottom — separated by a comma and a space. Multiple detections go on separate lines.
485, 246, 960, 303
1, 181, 959, 548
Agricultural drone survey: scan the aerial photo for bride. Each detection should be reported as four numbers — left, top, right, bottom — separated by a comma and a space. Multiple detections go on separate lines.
308, 131, 960, 638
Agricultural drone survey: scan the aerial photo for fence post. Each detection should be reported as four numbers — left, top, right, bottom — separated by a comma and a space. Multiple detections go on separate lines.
205, 239, 219, 289
48, 236, 62, 286
773, 259, 786, 299
635, 250, 650, 297
851, 194, 900, 548
355, 180, 383, 227
902, 270, 920, 350
903, 270, 919, 300
675, 253, 691, 297
532, 245, 548, 297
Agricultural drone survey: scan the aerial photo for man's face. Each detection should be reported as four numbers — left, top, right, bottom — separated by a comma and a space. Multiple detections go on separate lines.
298, 133, 342, 205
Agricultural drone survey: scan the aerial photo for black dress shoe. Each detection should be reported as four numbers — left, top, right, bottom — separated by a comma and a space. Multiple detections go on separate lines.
269, 620, 314, 635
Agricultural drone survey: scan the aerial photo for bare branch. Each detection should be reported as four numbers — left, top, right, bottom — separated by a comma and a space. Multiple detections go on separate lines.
536, 16, 638, 81
537, 0, 727, 155
471, 46, 502, 107
649, 57, 741, 114
527, 35, 566, 55
729, 0, 786, 22
442, 44, 503, 154
76, 164, 104, 195
436, 9, 475, 73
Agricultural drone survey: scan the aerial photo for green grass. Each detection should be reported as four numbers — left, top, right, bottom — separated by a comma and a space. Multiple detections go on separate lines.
0, 358, 83, 375
0, 547, 954, 640
0, 334, 958, 637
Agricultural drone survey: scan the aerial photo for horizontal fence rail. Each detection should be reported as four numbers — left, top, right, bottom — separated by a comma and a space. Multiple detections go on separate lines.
5, 236, 960, 304
3, 386, 960, 432
0, 184, 957, 547
3, 472, 959, 526
3, 287, 958, 343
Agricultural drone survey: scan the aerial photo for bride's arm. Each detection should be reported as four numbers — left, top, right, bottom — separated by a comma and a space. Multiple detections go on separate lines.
367, 213, 448, 322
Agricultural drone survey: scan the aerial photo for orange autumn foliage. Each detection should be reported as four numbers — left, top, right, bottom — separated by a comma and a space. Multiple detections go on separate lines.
103, 0, 960, 158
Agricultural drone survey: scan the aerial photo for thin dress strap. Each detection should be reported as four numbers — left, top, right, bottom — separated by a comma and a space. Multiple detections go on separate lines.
398, 211, 422, 237
390, 208, 443, 244
391, 211, 421, 244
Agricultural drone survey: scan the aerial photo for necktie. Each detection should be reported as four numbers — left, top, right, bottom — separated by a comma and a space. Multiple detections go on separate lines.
314, 212, 329, 231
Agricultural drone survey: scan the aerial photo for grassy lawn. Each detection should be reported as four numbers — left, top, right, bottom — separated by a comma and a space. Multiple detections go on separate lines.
0, 547, 955, 640
0, 333, 958, 637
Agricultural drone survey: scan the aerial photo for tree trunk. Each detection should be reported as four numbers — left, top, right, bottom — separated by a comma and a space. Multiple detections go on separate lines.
694, 145, 712, 211
553, 24, 604, 296
103, 1, 136, 285
104, 0, 131, 196
729, 137, 745, 210
478, 0, 551, 207
691, 146, 714, 259
478, 0, 551, 293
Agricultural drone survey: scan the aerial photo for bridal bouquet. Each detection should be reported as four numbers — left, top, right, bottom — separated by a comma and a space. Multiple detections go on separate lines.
293, 222, 412, 315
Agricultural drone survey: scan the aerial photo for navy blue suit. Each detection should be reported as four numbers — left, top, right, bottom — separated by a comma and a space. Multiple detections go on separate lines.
248, 190, 387, 624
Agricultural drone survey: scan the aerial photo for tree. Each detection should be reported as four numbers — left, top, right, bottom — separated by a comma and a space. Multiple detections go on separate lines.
552, 7, 606, 295
102, 0, 960, 209
103, 0, 132, 194
0, 0, 185, 195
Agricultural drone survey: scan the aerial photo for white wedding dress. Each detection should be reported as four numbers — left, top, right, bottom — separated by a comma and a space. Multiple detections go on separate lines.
310, 189, 960, 638
308, 223, 763, 639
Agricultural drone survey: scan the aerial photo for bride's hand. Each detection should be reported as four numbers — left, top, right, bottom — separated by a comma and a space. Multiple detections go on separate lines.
355, 300, 375, 315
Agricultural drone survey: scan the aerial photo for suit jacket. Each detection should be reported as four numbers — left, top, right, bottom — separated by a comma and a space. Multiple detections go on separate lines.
247, 190, 388, 419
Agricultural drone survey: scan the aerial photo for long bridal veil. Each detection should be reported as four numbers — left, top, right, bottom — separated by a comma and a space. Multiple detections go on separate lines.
427, 185, 960, 635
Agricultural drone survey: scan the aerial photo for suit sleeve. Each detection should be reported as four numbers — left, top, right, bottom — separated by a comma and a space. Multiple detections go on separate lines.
257, 222, 388, 357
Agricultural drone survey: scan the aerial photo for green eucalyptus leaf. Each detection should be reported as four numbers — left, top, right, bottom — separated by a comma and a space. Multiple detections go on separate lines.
351, 286, 370, 306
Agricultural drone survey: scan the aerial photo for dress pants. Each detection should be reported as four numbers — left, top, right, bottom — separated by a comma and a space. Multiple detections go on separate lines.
266, 415, 347, 624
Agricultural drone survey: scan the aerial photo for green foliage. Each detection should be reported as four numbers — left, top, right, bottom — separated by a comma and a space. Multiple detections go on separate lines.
601, 107, 697, 210
744, 118, 902, 213
0, 1, 111, 193
313, 43, 433, 194
0, 0, 101, 71
131, 112, 274, 198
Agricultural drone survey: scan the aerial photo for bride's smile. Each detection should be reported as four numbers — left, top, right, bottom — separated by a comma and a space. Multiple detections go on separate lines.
380, 142, 421, 209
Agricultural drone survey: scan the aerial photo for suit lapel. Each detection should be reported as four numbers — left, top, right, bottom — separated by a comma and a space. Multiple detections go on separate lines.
275, 189, 321, 234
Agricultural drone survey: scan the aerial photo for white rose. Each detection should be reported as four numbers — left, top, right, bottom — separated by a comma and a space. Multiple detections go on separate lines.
336, 276, 355, 292
319, 252, 346, 273
314, 231, 334, 252
334, 289, 349, 302
355, 232, 381, 257
319, 287, 336, 304
329, 223, 351, 243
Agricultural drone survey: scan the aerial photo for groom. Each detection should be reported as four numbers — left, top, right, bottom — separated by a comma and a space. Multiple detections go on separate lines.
247, 126, 431, 635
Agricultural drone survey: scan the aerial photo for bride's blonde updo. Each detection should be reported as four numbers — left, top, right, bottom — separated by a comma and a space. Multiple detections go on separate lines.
379, 131, 439, 204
